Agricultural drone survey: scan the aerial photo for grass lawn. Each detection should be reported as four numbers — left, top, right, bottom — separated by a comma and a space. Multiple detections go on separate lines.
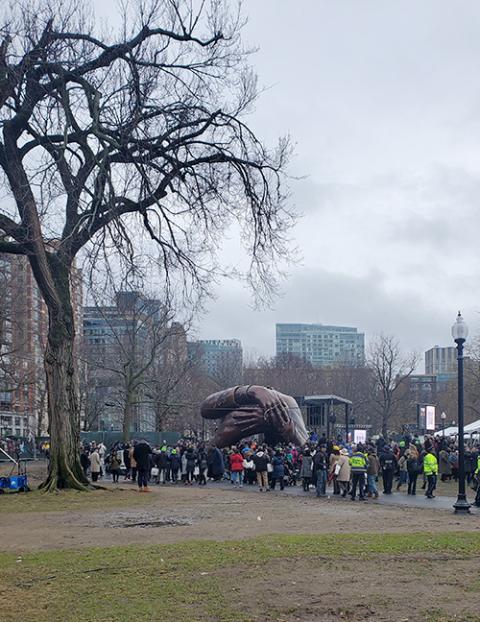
1, 532, 480, 622
0, 487, 155, 514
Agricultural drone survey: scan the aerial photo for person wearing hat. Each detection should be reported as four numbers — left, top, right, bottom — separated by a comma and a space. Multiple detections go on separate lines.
349, 445, 369, 501
380, 445, 397, 494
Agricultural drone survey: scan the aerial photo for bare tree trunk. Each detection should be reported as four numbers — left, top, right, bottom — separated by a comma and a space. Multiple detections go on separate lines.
39, 264, 89, 491
123, 400, 132, 442
382, 417, 388, 439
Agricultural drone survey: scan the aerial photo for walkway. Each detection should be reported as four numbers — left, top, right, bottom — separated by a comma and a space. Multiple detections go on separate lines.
216, 480, 480, 513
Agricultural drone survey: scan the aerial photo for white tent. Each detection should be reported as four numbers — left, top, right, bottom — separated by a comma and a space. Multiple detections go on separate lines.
464, 419, 480, 434
438, 426, 458, 436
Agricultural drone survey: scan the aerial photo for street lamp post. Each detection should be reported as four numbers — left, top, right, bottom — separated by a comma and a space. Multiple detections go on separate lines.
440, 411, 447, 437
452, 312, 471, 514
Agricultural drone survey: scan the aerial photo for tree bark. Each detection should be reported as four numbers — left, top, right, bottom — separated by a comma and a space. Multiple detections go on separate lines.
39, 261, 89, 491
123, 399, 132, 442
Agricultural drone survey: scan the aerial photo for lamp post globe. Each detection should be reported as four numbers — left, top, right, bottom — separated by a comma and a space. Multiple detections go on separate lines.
452, 311, 471, 514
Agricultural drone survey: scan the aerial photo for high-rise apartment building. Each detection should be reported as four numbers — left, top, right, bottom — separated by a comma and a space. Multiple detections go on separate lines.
83, 292, 187, 433
0, 254, 83, 436
276, 323, 365, 367
188, 339, 243, 387
425, 346, 457, 381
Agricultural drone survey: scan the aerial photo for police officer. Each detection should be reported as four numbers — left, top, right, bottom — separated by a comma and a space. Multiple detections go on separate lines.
380, 445, 397, 494
423, 448, 438, 499
474, 453, 480, 508
349, 445, 368, 501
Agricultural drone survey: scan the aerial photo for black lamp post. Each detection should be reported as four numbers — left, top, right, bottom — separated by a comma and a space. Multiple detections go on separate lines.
452, 311, 471, 514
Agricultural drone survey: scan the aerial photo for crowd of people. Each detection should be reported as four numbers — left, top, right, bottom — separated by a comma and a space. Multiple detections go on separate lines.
79, 433, 480, 506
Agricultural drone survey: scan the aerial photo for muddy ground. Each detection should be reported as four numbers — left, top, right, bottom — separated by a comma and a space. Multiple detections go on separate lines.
1, 480, 479, 553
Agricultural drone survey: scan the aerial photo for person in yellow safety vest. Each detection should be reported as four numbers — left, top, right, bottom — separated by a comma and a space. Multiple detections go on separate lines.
423, 449, 438, 499
474, 455, 480, 508
349, 447, 369, 501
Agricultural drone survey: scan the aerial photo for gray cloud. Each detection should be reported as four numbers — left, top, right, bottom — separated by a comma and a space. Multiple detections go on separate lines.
94, 0, 480, 363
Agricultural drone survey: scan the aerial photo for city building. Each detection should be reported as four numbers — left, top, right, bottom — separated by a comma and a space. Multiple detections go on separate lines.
425, 346, 457, 381
83, 292, 187, 433
276, 323, 365, 367
188, 339, 243, 387
0, 254, 83, 437
408, 374, 437, 406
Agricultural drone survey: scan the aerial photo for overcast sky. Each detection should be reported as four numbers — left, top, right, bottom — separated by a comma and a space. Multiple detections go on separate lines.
94, 0, 480, 364
189, 0, 480, 363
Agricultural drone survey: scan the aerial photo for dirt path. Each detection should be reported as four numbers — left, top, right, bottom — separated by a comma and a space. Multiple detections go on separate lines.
2, 482, 479, 553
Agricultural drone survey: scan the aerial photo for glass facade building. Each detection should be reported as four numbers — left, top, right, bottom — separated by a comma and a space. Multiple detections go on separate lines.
425, 346, 457, 380
276, 323, 365, 367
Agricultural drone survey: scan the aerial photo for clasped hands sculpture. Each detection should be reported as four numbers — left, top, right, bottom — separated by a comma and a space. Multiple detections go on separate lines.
201, 385, 309, 448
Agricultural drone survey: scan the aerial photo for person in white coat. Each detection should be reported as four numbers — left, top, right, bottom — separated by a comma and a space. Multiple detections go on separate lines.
89, 449, 101, 482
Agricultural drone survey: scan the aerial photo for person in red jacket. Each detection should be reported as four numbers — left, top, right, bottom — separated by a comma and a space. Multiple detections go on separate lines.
229, 448, 244, 487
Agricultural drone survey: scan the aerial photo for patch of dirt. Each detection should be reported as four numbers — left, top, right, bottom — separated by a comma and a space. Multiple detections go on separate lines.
1, 482, 479, 553
233, 554, 480, 622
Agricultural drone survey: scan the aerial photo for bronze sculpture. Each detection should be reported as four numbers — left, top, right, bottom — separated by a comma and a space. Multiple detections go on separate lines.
201, 385, 309, 448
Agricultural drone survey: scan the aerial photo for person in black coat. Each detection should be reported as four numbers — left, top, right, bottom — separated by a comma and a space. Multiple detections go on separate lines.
80, 449, 90, 478
380, 446, 397, 494
156, 449, 170, 485
185, 447, 197, 485
133, 440, 152, 491
207, 444, 224, 481
169, 449, 181, 483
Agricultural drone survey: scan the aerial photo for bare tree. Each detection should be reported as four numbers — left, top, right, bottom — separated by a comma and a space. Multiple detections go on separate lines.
85, 290, 183, 440
0, 1, 293, 489
368, 335, 417, 438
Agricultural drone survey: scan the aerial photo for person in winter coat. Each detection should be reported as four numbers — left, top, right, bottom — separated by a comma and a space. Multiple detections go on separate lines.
253, 448, 270, 491
170, 449, 181, 483
380, 446, 397, 494
184, 447, 197, 485
89, 448, 101, 482
109, 449, 121, 483
80, 449, 90, 478
329, 447, 341, 495
156, 449, 170, 485
270, 450, 285, 490
406, 445, 421, 495
242, 451, 257, 485
313, 445, 328, 497
439, 448, 452, 482
300, 449, 313, 492
396, 453, 408, 491
336, 449, 351, 497
207, 444, 224, 481
197, 449, 208, 486
229, 448, 244, 486
349, 448, 368, 501
128, 445, 137, 482
424, 448, 438, 499
133, 440, 152, 492
123, 444, 131, 480
366, 449, 380, 498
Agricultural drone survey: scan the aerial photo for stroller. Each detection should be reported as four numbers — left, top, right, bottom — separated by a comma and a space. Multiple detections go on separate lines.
0, 447, 30, 493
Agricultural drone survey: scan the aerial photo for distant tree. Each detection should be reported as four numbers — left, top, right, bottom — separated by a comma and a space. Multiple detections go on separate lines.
0, 1, 293, 489
368, 335, 417, 437
85, 291, 185, 440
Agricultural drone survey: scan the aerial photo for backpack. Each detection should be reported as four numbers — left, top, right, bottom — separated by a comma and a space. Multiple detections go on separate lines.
407, 458, 420, 473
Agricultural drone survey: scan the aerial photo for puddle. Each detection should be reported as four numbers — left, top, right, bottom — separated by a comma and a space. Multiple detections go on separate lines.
114, 517, 192, 528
